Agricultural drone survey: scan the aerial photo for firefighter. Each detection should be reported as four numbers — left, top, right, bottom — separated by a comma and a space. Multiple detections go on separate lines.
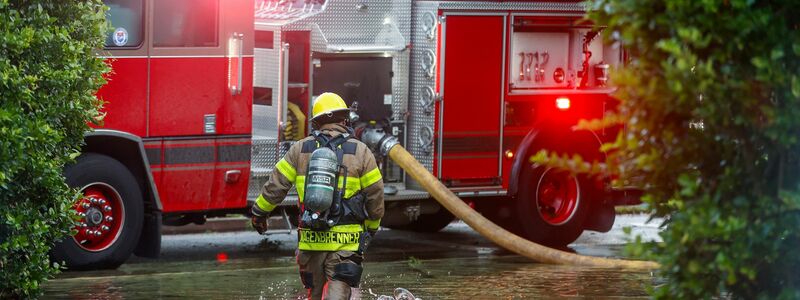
251, 92, 385, 300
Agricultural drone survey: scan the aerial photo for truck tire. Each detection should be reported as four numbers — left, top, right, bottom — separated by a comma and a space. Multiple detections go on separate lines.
473, 200, 523, 235
388, 207, 455, 233
516, 164, 590, 247
52, 153, 144, 270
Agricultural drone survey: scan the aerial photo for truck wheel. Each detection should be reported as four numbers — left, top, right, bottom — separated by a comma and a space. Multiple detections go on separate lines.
389, 206, 455, 233
52, 153, 144, 270
516, 165, 590, 247
474, 200, 523, 236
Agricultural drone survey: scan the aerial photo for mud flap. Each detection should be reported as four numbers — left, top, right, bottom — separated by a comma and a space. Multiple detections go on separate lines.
134, 210, 162, 258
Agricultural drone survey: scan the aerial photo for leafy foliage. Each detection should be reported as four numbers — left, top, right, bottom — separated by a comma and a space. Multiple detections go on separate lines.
578, 0, 800, 298
0, 1, 108, 297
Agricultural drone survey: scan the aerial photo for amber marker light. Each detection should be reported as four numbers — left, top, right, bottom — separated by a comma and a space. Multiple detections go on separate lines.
556, 97, 571, 110
504, 150, 514, 159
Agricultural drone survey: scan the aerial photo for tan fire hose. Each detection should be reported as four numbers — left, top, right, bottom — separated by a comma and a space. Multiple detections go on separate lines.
387, 144, 659, 269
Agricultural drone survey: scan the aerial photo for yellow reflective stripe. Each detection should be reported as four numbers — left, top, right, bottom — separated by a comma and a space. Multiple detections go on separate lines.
297, 224, 363, 251
296, 176, 305, 203
255, 194, 277, 212
360, 168, 383, 188
364, 219, 381, 231
276, 158, 296, 183
338, 177, 361, 199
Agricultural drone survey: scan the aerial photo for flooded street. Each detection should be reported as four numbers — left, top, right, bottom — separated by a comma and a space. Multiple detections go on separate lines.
43, 215, 661, 299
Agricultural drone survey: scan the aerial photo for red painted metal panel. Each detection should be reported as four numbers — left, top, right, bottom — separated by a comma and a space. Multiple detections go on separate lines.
218, 57, 253, 135
144, 137, 251, 213
209, 138, 251, 210
143, 140, 163, 192
159, 167, 215, 212
96, 58, 148, 136
439, 15, 505, 183
157, 139, 216, 212
208, 166, 250, 210
148, 57, 228, 136
89, 0, 255, 214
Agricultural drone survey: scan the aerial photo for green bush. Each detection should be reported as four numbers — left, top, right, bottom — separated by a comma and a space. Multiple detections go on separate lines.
581, 0, 800, 298
0, 1, 107, 297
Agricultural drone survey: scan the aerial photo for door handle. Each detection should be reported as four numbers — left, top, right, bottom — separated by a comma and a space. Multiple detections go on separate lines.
228, 32, 244, 96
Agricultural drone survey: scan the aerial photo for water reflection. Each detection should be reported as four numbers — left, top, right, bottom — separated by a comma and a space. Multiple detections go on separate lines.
44, 256, 653, 299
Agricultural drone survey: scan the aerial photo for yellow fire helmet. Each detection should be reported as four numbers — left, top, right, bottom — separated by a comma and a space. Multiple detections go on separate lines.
311, 92, 350, 122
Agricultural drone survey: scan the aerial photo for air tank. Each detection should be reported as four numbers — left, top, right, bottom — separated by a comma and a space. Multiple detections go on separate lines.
304, 147, 339, 212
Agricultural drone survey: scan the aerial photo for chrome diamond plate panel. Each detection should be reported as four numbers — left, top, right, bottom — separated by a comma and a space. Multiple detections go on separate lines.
247, 138, 299, 201
392, 51, 410, 121
252, 104, 279, 140
248, 135, 277, 200
251, 1, 589, 193
283, 1, 412, 141
284, 0, 410, 53
251, 136, 278, 169
253, 27, 282, 90
406, 1, 439, 190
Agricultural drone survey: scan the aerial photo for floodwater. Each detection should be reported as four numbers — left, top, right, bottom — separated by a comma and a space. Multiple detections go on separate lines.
42, 216, 660, 299
43, 256, 654, 299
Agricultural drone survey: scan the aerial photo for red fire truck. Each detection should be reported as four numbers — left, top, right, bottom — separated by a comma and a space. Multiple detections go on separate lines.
55, 0, 637, 269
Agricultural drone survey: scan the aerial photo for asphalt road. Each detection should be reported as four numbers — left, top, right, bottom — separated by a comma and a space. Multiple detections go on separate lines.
44, 215, 662, 299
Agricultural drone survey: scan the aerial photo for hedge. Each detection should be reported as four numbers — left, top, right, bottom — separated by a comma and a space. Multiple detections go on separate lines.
0, 1, 108, 297
587, 1, 800, 298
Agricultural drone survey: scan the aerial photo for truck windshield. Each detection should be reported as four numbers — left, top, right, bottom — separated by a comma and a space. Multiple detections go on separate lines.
103, 0, 144, 48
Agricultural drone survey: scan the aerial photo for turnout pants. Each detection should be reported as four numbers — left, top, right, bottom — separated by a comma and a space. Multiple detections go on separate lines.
297, 250, 364, 300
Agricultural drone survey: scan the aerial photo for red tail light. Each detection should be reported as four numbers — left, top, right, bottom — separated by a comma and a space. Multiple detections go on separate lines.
556, 97, 570, 110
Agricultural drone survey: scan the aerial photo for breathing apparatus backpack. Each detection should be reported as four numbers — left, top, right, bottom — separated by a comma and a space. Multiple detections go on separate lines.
300, 131, 369, 231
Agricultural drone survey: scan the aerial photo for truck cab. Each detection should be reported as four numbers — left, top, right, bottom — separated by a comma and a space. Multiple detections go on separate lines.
53, 0, 254, 269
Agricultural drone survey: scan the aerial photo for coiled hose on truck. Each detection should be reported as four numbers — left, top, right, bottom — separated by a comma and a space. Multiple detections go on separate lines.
385, 143, 658, 269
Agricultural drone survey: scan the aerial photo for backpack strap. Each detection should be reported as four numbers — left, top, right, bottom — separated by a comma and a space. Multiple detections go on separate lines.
328, 134, 349, 168
300, 130, 329, 153
300, 140, 318, 153
301, 130, 356, 164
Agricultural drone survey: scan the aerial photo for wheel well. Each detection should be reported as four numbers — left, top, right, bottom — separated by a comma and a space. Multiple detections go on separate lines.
82, 132, 161, 212
82, 130, 162, 258
508, 126, 605, 197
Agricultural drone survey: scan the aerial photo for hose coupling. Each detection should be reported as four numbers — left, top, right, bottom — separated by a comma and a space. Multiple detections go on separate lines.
361, 127, 400, 158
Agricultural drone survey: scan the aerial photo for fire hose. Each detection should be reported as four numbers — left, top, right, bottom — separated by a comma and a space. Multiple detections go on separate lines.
362, 130, 659, 269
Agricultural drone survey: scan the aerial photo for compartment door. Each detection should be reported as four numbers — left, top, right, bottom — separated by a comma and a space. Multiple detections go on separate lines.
438, 15, 505, 186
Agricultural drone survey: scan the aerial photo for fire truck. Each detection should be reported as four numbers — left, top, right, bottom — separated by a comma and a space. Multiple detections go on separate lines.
55, 0, 637, 269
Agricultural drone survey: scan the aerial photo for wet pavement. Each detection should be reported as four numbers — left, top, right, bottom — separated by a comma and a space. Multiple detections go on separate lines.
43, 215, 662, 299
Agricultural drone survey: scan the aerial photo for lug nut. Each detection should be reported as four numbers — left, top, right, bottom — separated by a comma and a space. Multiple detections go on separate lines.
105, 216, 114, 222
103, 205, 112, 212
90, 197, 99, 204
81, 202, 91, 209
80, 222, 88, 228
98, 199, 107, 205
94, 231, 102, 237
78, 212, 86, 218
101, 225, 110, 231
85, 229, 93, 235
